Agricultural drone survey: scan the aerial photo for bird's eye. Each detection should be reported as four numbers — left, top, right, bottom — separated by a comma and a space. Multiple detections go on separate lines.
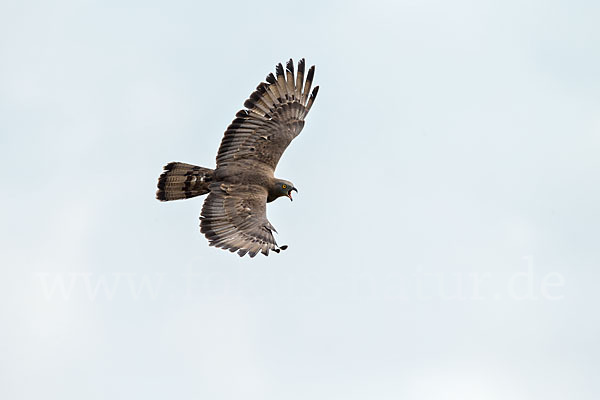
282, 184, 287, 189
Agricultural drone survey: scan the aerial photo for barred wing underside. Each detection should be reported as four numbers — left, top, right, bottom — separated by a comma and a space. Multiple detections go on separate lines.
216, 58, 319, 171
200, 183, 287, 257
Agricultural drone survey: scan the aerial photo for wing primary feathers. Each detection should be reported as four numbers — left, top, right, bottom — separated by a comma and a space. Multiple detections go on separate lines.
266, 71, 282, 101
275, 63, 289, 100
285, 58, 295, 99
295, 58, 305, 100
306, 86, 319, 113
256, 83, 276, 110
275, 63, 284, 78
262, 83, 279, 107
302, 65, 315, 105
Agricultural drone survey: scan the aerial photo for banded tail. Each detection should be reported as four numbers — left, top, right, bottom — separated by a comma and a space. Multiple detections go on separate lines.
156, 162, 214, 201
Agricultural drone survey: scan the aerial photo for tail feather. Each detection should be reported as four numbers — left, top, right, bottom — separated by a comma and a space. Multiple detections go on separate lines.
156, 162, 213, 201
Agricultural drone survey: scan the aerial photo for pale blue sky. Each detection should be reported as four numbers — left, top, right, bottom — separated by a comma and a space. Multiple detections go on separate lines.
1, 0, 599, 399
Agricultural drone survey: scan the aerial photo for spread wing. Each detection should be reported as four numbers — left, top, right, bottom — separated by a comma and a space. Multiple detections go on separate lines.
216, 58, 319, 170
200, 183, 287, 257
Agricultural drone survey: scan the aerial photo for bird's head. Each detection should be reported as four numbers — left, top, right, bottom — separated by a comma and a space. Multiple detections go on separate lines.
274, 180, 298, 201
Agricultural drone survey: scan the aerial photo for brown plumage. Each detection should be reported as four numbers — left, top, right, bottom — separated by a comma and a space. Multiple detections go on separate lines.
156, 58, 319, 257
156, 162, 213, 201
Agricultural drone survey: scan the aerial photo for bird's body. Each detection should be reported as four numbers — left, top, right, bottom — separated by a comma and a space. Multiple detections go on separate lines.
156, 59, 319, 257
213, 162, 273, 191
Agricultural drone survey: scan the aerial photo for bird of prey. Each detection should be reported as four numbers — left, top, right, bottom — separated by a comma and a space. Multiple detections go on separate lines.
156, 58, 319, 257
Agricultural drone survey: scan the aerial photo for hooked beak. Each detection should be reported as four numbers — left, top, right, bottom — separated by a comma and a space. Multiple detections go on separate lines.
287, 187, 298, 201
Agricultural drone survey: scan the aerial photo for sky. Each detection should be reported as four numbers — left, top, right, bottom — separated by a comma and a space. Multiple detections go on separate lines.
1, 0, 599, 399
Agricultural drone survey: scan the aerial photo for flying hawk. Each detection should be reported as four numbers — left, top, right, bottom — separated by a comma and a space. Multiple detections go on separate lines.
156, 58, 319, 257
